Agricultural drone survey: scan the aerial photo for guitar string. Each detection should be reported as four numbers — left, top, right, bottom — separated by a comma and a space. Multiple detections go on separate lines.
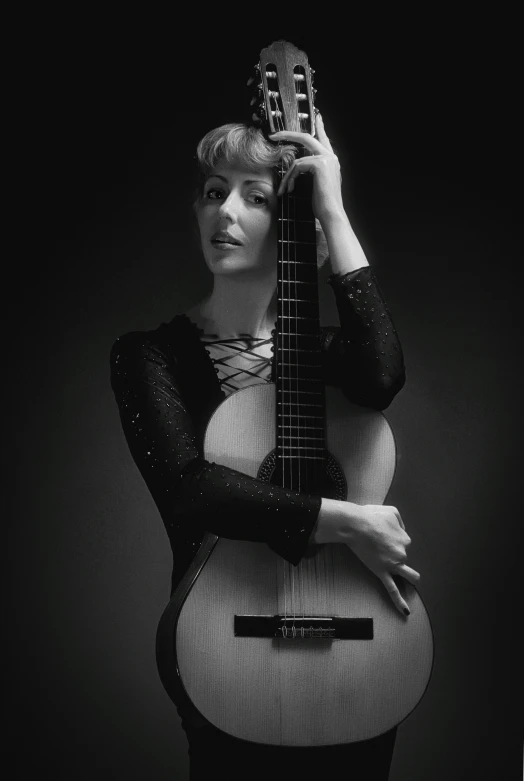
307, 81, 330, 621
286, 106, 296, 634
273, 81, 292, 634
285, 83, 298, 633
285, 85, 295, 627
306, 85, 334, 620
283, 115, 294, 633
298, 72, 315, 629
291, 110, 300, 631
296, 78, 305, 631
276, 88, 289, 636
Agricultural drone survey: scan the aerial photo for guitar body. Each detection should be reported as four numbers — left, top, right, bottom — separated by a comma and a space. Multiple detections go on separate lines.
157, 384, 433, 746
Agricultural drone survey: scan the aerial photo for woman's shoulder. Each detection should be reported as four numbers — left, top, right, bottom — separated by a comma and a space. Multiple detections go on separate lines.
110, 313, 203, 367
182, 302, 218, 338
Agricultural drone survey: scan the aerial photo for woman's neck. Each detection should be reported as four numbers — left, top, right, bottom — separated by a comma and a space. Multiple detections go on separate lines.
188, 272, 278, 339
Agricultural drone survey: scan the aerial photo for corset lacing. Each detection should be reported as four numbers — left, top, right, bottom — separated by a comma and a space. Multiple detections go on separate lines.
200, 335, 273, 396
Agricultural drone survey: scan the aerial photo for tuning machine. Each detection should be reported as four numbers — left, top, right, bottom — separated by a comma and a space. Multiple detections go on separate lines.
249, 84, 264, 105
246, 63, 261, 87
251, 99, 267, 126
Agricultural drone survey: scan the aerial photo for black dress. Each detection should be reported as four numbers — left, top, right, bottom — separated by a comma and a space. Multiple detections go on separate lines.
110, 266, 405, 780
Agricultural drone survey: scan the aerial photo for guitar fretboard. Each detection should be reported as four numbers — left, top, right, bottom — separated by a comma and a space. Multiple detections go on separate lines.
276, 179, 325, 491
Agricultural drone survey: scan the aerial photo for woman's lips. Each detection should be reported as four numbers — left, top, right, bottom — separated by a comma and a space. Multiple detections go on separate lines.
210, 239, 243, 250
210, 231, 243, 249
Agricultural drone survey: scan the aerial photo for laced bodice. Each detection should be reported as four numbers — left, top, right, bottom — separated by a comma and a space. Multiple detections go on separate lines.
200, 335, 273, 395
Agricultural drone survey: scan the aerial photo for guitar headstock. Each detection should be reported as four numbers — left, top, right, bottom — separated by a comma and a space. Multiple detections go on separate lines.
248, 40, 316, 136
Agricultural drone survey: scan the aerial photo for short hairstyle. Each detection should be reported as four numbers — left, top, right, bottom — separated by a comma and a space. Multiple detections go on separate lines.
195, 123, 297, 194
195, 122, 329, 267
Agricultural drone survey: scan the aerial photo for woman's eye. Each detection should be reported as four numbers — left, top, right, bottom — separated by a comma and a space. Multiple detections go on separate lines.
248, 193, 268, 205
205, 188, 224, 200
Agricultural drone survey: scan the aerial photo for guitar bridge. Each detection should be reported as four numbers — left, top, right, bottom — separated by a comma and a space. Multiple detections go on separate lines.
234, 615, 373, 640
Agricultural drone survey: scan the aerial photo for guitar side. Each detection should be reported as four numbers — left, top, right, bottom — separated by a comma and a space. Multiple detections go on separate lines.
156, 383, 434, 746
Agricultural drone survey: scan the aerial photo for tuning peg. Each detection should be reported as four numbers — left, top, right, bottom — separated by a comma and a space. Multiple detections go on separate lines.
247, 64, 260, 86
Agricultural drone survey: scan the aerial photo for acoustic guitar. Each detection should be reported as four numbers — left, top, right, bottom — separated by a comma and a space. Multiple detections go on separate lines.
156, 40, 433, 746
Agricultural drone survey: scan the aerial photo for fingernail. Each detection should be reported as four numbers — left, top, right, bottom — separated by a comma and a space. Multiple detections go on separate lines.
403, 607, 410, 616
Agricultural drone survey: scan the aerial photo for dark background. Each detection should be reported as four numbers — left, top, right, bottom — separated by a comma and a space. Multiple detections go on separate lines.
9, 13, 521, 780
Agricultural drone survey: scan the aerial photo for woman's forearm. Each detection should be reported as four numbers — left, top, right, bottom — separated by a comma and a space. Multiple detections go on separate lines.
321, 211, 369, 275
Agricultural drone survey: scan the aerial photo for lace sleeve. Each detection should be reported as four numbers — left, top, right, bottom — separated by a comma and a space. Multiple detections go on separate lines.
323, 266, 406, 409
110, 331, 321, 568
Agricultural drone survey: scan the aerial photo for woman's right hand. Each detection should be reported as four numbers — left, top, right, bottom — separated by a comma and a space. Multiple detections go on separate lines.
313, 498, 420, 616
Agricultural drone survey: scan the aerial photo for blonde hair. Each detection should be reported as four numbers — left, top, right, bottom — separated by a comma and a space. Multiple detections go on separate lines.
196, 123, 296, 191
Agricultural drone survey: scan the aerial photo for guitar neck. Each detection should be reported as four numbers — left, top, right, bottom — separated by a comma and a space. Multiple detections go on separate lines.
275, 176, 326, 476
251, 39, 325, 486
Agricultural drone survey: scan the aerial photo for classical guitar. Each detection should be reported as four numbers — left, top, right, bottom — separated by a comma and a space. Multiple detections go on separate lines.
156, 40, 433, 746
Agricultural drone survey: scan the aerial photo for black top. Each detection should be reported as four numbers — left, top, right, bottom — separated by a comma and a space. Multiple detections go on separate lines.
110, 266, 405, 593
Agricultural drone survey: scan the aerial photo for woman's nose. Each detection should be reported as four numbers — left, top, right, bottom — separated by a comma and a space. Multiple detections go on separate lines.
218, 192, 239, 221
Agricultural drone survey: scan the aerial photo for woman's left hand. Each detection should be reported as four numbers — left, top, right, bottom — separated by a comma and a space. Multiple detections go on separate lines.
269, 113, 345, 228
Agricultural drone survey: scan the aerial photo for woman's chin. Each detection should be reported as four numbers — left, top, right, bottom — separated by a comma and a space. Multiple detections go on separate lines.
206, 256, 274, 277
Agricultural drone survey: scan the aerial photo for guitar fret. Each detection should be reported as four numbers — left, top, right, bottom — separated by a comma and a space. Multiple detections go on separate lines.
278, 402, 324, 408
278, 218, 314, 223
279, 455, 325, 460
278, 280, 317, 285
279, 315, 318, 320
280, 433, 324, 437
279, 362, 322, 367
277, 332, 318, 337
279, 298, 313, 303
278, 350, 320, 356
280, 445, 325, 451
278, 413, 323, 420
281, 437, 324, 450
280, 424, 324, 430
281, 439, 325, 443
279, 260, 315, 264
278, 240, 317, 246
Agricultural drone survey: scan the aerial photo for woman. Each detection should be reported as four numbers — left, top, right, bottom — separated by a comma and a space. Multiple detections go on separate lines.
110, 114, 418, 780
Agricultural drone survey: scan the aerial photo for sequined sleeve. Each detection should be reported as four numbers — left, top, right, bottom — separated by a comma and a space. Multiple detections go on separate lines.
110, 333, 321, 569
323, 266, 405, 408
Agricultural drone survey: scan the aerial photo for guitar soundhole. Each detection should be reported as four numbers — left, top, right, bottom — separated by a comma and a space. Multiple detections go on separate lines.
257, 449, 347, 501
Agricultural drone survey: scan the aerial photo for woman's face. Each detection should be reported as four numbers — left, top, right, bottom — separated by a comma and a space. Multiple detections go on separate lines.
196, 162, 278, 277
